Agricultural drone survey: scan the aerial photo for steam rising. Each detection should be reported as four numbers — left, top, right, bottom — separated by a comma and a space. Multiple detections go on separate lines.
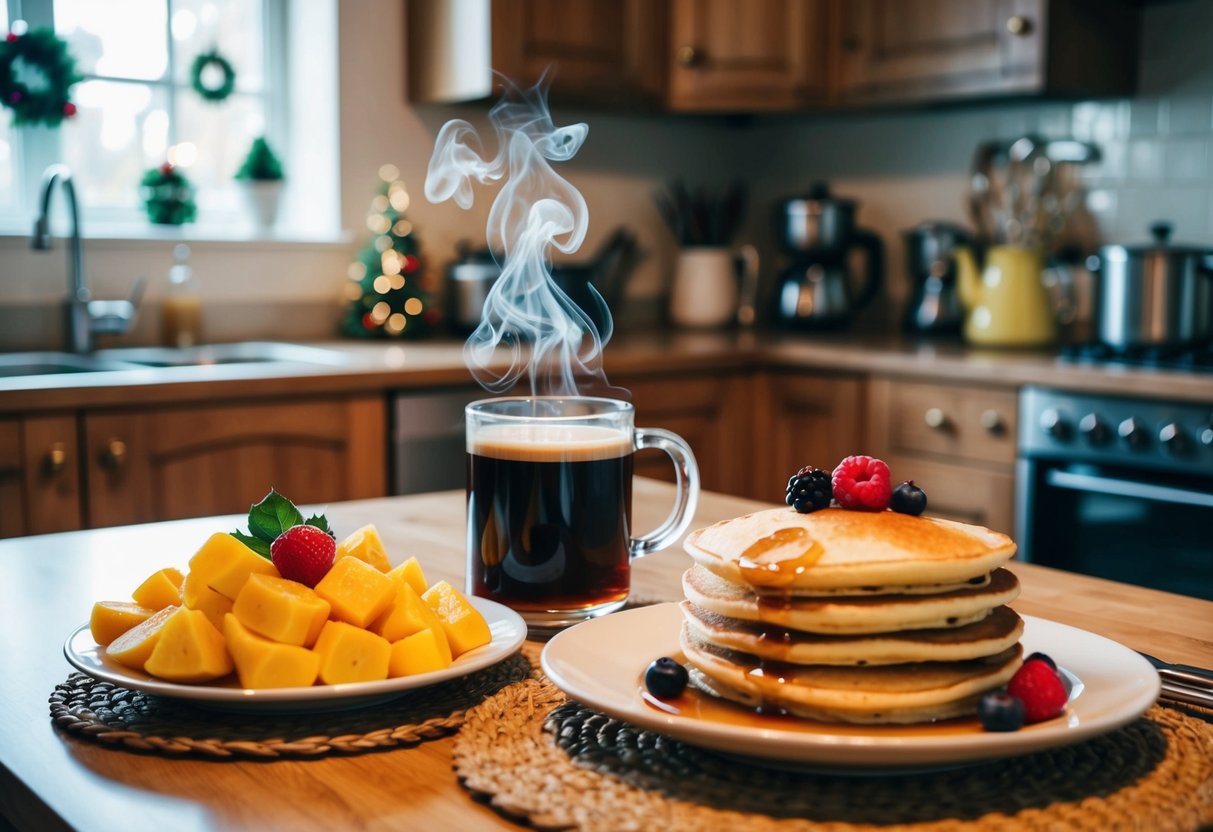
425, 80, 612, 395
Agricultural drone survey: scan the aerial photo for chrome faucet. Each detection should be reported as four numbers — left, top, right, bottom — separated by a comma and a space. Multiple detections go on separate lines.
31, 164, 144, 354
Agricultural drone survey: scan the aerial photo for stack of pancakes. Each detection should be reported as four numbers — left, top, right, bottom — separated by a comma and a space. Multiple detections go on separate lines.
680, 507, 1023, 724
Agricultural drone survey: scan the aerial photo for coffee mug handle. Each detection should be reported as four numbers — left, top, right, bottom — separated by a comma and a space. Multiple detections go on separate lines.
630, 428, 700, 559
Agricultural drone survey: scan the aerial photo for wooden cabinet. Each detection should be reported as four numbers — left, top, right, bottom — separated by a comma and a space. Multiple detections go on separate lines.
867, 377, 1017, 532
491, 0, 666, 107
0, 414, 82, 538
749, 370, 866, 503
621, 371, 753, 496
836, 0, 1139, 105
667, 0, 831, 112
487, 0, 831, 112
81, 396, 387, 529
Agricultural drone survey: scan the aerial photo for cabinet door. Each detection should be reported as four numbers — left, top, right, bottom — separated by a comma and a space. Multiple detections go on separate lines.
492, 0, 665, 106
622, 372, 752, 497
0, 414, 83, 538
837, 0, 1043, 102
750, 371, 865, 503
668, 0, 831, 112
84, 396, 387, 528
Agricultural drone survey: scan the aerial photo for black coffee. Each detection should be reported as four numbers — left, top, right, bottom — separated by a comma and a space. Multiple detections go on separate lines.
467, 425, 633, 613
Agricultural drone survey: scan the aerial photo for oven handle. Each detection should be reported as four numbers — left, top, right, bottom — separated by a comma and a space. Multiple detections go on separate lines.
1045, 469, 1213, 509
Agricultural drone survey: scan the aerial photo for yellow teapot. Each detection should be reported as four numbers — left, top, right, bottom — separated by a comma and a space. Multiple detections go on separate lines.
953, 244, 1057, 347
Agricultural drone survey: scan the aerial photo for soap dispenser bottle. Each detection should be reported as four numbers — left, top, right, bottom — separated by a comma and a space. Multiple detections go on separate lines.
162, 243, 201, 347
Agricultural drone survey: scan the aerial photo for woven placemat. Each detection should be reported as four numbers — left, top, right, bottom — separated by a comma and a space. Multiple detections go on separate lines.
49, 651, 534, 759
454, 674, 1213, 831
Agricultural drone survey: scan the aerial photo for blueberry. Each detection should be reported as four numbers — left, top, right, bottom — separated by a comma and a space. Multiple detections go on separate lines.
1026, 651, 1057, 670
978, 690, 1025, 732
890, 481, 928, 516
644, 657, 689, 698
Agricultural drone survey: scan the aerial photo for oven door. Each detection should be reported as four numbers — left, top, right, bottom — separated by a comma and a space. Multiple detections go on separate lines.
1018, 459, 1213, 601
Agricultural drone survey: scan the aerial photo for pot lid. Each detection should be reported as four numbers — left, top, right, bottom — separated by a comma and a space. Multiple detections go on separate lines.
783, 182, 856, 212
1100, 221, 1213, 259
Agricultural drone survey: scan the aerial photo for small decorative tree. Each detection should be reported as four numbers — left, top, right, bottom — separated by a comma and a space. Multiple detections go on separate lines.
235, 136, 284, 227
140, 162, 196, 225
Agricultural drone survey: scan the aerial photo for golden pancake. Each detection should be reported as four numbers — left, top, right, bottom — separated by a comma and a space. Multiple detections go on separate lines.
682, 565, 1020, 634
681, 623, 1023, 724
681, 600, 1025, 665
685, 507, 1016, 591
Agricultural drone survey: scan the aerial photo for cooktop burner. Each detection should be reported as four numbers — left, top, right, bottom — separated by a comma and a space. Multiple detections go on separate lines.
1060, 342, 1213, 374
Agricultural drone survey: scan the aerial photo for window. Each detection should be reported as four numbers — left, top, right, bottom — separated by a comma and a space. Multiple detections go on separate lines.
1, 0, 286, 233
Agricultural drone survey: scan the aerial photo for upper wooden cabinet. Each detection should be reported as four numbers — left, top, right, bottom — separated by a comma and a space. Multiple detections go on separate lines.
835, 0, 1139, 104
667, 0, 831, 112
476, 0, 1139, 113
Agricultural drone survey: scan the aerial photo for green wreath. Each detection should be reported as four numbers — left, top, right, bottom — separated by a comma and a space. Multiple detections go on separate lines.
0, 27, 80, 127
190, 49, 235, 102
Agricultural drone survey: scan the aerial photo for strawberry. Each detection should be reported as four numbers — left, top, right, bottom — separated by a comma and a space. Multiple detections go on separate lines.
831, 455, 893, 511
1007, 657, 1069, 723
270, 525, 336, 588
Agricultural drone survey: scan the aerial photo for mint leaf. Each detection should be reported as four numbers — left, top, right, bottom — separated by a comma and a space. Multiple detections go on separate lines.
230, 529, 272, 559
247, 488, 303, 543
304, 513, 335, 538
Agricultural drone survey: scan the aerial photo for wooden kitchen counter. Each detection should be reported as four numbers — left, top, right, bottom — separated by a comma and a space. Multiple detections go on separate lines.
1, 480, 1211, 832
4, 331, 1212, 413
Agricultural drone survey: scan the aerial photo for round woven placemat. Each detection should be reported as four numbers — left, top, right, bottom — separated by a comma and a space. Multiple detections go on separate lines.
454, 676, 1213, 831
49, 651, 534, 759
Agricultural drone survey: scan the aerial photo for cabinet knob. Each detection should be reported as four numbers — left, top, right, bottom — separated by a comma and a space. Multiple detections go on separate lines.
43, 443, 67, 475
924, 407, 949, 430
101, 438, 127, 469
676, 45, 701, 68
979, 409, 1005, 434
1006, 15, 1033, 36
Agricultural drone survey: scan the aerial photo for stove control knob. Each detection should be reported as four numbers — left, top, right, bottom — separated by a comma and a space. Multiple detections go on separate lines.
1039, 408, 1070, 440
1200, 424, 1213, 448
1078, 413, 1109, 445
1118, 417, 1148, 450
1158, 422, 1188, 454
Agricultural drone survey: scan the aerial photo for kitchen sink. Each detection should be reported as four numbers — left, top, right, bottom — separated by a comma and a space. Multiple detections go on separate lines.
0, 343, 349, 379
95, 342, 349, 368
0, 352, 145, 378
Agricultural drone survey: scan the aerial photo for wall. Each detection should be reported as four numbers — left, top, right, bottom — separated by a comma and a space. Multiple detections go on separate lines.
1, 1, 1210, 349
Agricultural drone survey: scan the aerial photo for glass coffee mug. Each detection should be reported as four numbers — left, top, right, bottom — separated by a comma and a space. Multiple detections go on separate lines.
466, 396, 699, 630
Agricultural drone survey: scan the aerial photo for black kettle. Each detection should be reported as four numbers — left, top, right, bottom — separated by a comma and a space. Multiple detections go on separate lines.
772, 184, 884, 329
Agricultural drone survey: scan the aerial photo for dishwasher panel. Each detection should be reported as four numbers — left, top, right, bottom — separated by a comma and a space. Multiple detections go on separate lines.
391, 387, 483, 495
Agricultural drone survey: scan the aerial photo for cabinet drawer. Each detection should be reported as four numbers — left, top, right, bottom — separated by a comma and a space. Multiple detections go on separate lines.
882, 454, 1015, 534
879, 380, 1017, 466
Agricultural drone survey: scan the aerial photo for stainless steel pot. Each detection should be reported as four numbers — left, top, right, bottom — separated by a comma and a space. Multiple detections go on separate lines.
1089, 222, 1213, 348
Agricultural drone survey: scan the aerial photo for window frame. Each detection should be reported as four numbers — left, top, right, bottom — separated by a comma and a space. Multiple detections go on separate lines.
0, 0, 289, 234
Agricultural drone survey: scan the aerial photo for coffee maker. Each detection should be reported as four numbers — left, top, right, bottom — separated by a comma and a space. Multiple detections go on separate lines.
772, 184, 884, 330
902, 222, 970, 336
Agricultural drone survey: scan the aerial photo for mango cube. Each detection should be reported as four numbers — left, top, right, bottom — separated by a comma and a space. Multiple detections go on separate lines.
336, 524, 391, 572
388, 627, 453, 678
422, 581, 492, 658
131, 567, 185, 610
90, 601, 157, 646
371, 581, 445, 643
232, 574, 331, 647
181, 571, 235, 629
187, 532, 280, 600
223, 614, 320, 689
386, 556, 428, 596
313, 556, 394, 628
144, 608, 233, 683
106, 605, 181, 671
312, 620, 390, 684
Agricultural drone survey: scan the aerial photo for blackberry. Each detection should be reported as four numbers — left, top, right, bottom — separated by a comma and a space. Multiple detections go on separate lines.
785, 466, 832, 513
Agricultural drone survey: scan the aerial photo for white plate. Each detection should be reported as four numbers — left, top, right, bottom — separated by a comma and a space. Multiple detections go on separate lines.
541, 604, 1161, 769
64, 597, 527, 713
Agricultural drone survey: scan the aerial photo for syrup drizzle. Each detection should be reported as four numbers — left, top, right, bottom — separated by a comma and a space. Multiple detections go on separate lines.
736, 528, 824, 588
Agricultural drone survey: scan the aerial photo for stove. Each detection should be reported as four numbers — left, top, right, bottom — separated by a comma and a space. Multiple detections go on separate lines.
1016, 387, 1213, 600
1060, 341, 1213, 374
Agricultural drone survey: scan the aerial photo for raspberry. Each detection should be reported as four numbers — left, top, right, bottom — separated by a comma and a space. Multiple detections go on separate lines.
270, 524, 337, 588
1007, 658, 1069, 723
786, 466, 832, 513
831, 455, 893, 511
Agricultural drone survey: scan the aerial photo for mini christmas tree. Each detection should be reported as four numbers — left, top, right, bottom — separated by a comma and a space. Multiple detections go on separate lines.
340, 167, 439, 338
140, 162, 196, 225
235, 136, 284, 181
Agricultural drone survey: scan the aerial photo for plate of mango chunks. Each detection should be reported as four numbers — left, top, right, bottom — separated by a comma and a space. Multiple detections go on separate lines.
64, 493, 527, 712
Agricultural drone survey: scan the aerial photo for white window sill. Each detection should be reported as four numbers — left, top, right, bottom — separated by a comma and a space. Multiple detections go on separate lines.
0, 222, 353, 251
